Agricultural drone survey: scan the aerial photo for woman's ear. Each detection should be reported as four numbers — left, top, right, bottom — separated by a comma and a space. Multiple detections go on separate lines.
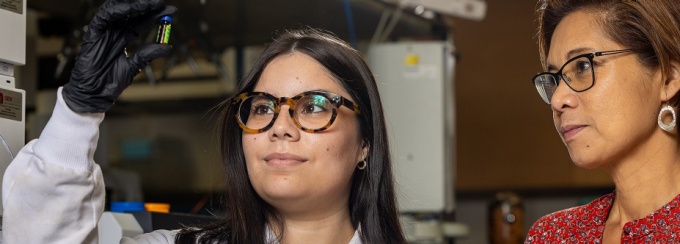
661, 61, 680, 103
357, 139, 370, 162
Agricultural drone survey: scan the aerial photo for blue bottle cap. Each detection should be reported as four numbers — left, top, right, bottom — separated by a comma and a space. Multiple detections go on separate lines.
110, 201, 145, 213
161, 15, 172, 23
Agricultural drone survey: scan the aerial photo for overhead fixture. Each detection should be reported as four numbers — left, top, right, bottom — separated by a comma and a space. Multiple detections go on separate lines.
384, 0, 487, 21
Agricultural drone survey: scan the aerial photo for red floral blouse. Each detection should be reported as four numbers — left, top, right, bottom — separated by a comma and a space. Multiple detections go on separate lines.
525, 192, 680, 243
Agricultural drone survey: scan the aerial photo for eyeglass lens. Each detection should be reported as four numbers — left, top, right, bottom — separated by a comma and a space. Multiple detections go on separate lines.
237, 94, 335, 131
534, 56, 594, 104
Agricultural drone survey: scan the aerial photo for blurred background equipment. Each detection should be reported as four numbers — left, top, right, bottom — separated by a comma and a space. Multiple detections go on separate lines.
488, 192, 524, 244
371, 41, 462, 242
369, 1, 486, 242
0, 0, 27, 222
32, 0, 437, 88
381, 0, 486, 21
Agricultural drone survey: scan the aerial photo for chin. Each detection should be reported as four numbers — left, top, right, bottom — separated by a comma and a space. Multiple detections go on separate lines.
261, 191, 304, 203
567, 150, 603, 169
563, 137, 609, 169
571, 160, 601, 169
257, 180, 307, 201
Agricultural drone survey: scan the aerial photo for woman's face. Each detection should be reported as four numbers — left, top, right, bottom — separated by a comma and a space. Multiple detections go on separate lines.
548, 10, 661, 169
242, 52, 367, 214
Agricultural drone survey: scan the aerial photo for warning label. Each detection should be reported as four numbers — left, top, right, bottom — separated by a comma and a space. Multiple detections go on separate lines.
0, 88, 22, 122
0, 0, 22, 14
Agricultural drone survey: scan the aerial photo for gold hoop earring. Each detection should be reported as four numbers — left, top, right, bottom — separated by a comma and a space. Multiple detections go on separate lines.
357, 160, 367, 170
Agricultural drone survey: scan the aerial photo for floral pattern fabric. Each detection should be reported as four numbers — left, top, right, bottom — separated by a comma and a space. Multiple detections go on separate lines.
525, 192, 680, 243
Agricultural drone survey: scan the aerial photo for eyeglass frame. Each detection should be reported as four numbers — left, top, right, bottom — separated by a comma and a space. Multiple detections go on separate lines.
231, 91, 362, 134
531, 49, 634, 104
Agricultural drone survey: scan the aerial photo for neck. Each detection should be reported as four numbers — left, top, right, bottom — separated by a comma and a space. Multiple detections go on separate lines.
271, 204, 355, 244
605, 130, 680, 224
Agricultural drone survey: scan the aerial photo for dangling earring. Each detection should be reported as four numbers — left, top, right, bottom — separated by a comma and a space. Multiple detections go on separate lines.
357, 160, 367, 170
658, 104, 677, 132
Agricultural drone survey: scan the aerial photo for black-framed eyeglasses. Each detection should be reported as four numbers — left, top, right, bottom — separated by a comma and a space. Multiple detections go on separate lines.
531, 49, 633, 104
231, 91, 361, 134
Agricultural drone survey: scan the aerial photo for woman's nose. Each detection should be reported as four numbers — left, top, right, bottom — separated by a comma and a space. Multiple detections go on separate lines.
551, 82, 579, 112
268, 105, 301, 141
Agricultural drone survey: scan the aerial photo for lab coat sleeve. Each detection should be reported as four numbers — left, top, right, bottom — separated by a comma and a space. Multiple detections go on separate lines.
2, 87, 105, 243
121, 229, 178, 244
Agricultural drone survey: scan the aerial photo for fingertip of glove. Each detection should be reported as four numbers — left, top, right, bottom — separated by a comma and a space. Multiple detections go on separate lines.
151, 5, 177, 19
129, 44, 173, 69
154, 44, 174, 56
165, 5, 178, 15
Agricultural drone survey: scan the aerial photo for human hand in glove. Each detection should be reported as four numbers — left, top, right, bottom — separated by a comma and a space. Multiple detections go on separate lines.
62, 0, 177, 113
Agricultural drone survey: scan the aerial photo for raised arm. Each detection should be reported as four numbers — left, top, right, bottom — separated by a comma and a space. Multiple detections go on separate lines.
2, 0, 175, 242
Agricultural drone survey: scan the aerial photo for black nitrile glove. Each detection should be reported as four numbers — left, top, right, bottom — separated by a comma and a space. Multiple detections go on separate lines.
62, 0, 177, 113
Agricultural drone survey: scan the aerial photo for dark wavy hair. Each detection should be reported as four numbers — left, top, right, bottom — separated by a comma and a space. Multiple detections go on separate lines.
175, 28, 406, 243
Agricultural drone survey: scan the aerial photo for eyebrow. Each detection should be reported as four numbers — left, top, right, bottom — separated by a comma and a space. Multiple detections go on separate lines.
565, 47, 593, 59
251, 89, 332, 96
308, 89, 330, 93
546, 47, 595, 71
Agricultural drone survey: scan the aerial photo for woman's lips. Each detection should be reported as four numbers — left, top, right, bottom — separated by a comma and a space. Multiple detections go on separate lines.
561, 125, 585, 140
264, 153, 308, 167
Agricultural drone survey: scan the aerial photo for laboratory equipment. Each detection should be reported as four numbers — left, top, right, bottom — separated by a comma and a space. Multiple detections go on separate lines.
370, 41, 465, 242
489, 192, 525, 243
155, 15, 172, 45
367, 1, 486, 241
382, 0, 487, 21
370, 41, 454, 213
0, 0, 27, 218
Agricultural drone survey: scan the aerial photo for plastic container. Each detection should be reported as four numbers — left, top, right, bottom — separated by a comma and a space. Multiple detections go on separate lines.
145, 203, 171, 213
155, 15, 172, 44
488, 192, 524, 243
110, 201, 145, 213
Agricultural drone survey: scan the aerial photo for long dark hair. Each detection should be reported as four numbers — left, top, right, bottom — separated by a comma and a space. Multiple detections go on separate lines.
176, 28, 406, 243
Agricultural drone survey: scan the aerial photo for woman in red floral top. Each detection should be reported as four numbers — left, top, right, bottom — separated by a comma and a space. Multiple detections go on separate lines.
526, 0, 680, 243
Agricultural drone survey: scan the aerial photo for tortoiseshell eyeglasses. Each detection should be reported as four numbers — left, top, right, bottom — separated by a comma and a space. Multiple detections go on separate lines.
232, 91, 361, 133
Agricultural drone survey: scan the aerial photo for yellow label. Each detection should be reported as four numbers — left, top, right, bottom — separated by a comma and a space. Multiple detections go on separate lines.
162, 25, 171, 44
404, 54, 419, 66
156, 24, 172, 44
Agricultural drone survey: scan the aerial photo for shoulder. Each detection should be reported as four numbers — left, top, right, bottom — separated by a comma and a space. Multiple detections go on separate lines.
525, 206, 584, 242
121, 229, 179, 244
525, 193, 613, 243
